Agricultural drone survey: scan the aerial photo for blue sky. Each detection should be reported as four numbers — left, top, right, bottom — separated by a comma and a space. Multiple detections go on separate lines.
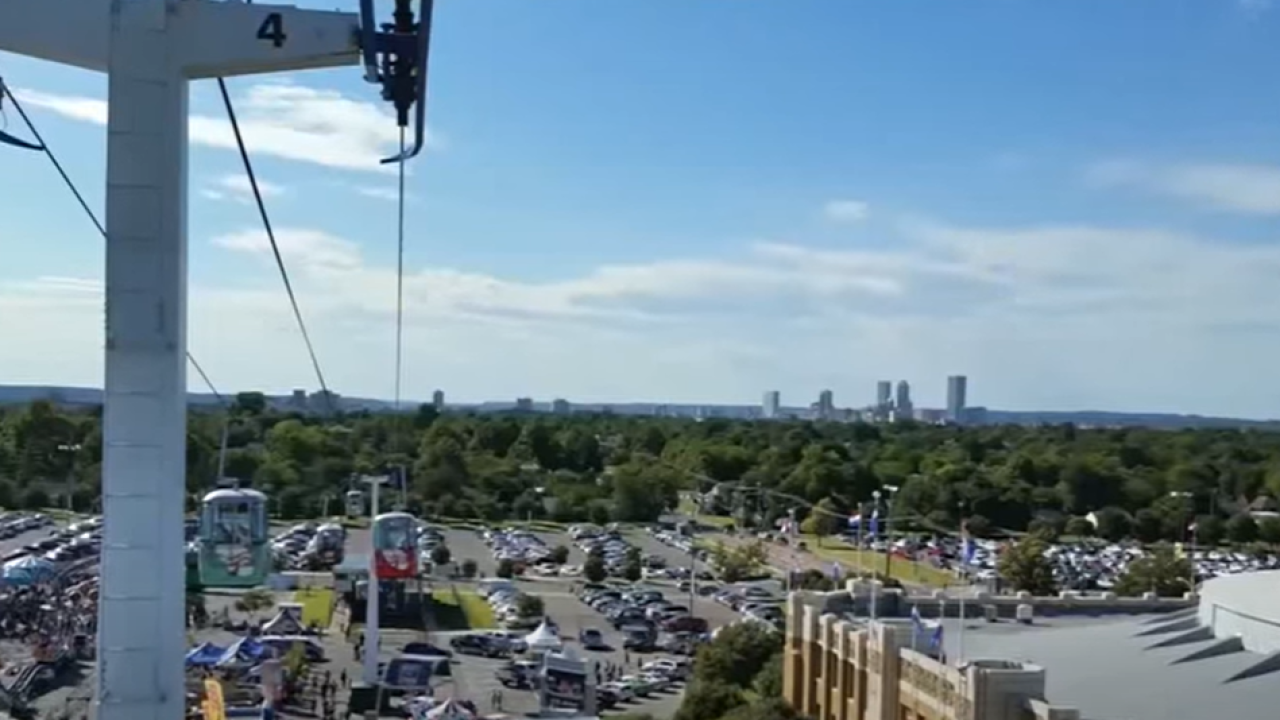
3, 0, 1280, 416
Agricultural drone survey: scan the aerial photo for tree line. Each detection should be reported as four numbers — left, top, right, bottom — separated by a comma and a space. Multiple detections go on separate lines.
3, 396, 1280, 545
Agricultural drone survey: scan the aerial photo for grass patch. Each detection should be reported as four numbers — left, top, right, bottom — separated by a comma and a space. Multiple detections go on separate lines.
801, 537, 953, 587
676, 497, 736, 529
430, 588, 496, 630
293, 587, 335, 628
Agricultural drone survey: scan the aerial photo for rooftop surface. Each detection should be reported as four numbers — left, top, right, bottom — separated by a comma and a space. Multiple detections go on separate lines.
944, 612, 1280, 720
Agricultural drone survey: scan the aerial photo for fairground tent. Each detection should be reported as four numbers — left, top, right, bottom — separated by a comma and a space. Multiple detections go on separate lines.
185, 642, 226, 667
1, 556, 55, 586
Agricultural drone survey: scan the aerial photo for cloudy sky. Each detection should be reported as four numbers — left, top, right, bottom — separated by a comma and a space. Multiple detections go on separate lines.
3, 0, 1280, 417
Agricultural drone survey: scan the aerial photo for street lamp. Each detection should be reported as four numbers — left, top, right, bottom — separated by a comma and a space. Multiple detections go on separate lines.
360, 473, 392, 685
881, 485, 899, 578
56, 443, 81, 512
1169, 491, 1196, 592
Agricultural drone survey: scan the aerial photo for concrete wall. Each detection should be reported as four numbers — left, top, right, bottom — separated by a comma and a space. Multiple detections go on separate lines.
1197, 570, 1280, 655
828, 581, 1195, 620
785, 594, 1083, 720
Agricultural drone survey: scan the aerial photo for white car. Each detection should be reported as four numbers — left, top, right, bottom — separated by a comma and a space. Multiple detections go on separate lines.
642, 658, 690, 681
619, 675, 652, 697
601, 682, 634, 702
639, 672, 672, 692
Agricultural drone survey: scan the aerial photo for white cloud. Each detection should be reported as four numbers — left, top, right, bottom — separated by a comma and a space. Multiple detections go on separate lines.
356, 186, 411, 202
8, 211, 1280, 417
1086, 160, 1280, 215
13, 82, 442, 173
823, 199, 870, 223
202, 174, 285, 203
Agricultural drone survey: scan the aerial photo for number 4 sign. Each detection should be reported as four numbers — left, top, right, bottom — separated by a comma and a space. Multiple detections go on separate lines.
257, 12, 287, 47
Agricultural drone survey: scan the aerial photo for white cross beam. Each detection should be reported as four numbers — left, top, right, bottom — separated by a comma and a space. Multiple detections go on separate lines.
0, 2, 360, 718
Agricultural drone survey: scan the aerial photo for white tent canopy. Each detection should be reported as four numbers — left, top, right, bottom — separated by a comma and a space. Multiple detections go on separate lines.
524, 621, 563, 652
424, 698, 475, 720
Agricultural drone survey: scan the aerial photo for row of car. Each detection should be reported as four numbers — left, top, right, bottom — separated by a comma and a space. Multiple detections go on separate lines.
477, 578, 551, 630
268, 521, 346, 571
578, 583, 709, 649
0, 512, 54, 540
597, 656, 692, 708
1, 514, 101, 566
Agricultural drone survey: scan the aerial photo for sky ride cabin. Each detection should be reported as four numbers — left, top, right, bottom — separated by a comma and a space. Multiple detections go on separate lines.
198, 488, 271, 588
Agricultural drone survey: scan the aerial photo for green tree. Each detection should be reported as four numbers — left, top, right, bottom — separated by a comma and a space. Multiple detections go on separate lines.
516, 594, 545, 618
693, 622, 782, 689
1092, 507, 1132, 542
430, 544, 452, 566
1114, 544, 1194, 597
623, 546, 644, 582
1225, 514, 1259, 544
673, 682, 744, 720
709, 541, 768, 583
583, 553, 608, 583
1258, 516, 1280, 545
996, 537, 1057, 596
1193, 515, 1226, 546
1063, 516, 1094, 538
752, 651, 784, 698
720, 698, 802, 720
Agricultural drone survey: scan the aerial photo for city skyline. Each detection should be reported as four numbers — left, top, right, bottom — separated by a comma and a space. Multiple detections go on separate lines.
5, 2, 1280, 417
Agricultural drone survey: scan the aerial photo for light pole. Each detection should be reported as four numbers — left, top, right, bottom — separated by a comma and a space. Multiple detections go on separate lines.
881, 484, 899, 578
869, 490, 882, 620
56, 443, 81, 512
361, 474, 390, 686
1169, 490, 1196, 592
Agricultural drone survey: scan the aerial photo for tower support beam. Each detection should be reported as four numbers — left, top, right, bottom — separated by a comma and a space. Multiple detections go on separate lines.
0, 2, 359, 719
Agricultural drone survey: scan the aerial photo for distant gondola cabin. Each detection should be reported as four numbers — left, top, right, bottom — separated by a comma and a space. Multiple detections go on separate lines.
345, 489, 366, 518
198, 488, 270, 587
372, 511, 418, 580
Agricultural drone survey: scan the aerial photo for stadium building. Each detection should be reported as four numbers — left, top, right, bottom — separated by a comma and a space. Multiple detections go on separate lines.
784, 572, 1280, 720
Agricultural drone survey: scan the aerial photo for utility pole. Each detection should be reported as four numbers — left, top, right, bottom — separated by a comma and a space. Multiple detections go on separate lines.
56, 443, 81, 512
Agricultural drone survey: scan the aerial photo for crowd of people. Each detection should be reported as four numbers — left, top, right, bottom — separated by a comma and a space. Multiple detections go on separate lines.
0, 573, 98, 707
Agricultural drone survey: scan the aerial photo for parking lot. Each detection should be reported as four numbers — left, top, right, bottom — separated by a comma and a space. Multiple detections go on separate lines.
415, 522, 775, 717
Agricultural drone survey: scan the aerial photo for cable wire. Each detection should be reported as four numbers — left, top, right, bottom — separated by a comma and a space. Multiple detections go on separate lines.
0, 75, 226, 403
393, 127, 409, 506
394, 126, 407, 417
0, 78, 104, 239
217, 78, 335, 413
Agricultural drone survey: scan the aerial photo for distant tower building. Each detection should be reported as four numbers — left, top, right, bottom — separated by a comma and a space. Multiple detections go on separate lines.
895, 381, 913, 418
817, 389, 835, 420
876, 381, 892, 408
432, 389, 445, 410
946, 375, 968, 423
552, 398, 571, 414
762, 390, 781, 419
515, 397, 534, 412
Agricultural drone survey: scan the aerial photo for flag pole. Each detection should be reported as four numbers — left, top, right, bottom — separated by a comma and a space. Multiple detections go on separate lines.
869, 492, 881, 620
957, 519, 968, 665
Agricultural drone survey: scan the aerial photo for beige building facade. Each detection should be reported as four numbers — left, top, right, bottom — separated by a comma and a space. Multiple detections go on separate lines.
783, 593, 1080, 720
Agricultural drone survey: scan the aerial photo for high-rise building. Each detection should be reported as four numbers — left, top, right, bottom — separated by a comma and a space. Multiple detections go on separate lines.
876, 381, 892, 408
552, 398, 571, 414
894, 381, 912, 416
515, 397, 534, 412
818, 389, 835, 420
432, 389, 445, 410
762, 390, 781, 419
946, 375, 968, 423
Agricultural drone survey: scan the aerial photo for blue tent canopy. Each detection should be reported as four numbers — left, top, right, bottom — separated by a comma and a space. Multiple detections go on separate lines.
185, 642, 226, 667
217, 637, 267, 666
2, 556, 55, 586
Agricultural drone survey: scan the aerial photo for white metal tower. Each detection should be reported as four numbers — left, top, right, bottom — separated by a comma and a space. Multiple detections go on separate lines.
0, 1, 432, 718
